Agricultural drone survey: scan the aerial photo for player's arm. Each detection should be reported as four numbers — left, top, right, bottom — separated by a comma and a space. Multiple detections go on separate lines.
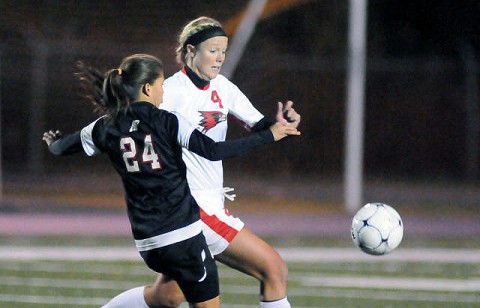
42, 117, 104, 156
250, 117, 276, 132
42, 130, 84, 155
187, 121, 300, 161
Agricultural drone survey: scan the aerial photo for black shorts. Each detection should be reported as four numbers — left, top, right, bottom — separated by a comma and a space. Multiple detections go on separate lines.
139, 232, 219, 303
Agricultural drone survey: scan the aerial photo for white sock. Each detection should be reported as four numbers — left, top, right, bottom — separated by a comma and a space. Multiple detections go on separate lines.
260, 297, 291, 308
101, 286, 148, 308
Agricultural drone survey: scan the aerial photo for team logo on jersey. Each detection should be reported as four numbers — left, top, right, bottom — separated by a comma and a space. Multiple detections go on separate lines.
129, 120, 140, 132
198, 111, 226, 132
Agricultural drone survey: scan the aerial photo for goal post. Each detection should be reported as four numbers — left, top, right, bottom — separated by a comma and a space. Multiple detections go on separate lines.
0, 47, 2, 202
344, 0, 368, 214
221, 0, 268, 79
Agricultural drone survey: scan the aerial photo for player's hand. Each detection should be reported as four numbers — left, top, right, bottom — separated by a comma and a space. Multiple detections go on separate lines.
270, 121, 301, 141
42, 130, 62, 146
276, 101, 301, 129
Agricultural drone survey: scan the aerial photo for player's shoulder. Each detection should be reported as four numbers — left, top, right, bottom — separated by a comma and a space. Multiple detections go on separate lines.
213, 74, 231, 85
212, 74, 240, 91
131, 102, 173, 124
143, 108, 180, 136
150, 106, 176, 120
163, 70, 188, 88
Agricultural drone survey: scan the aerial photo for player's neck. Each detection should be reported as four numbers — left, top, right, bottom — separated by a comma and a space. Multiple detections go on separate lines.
184, 65, 210, 89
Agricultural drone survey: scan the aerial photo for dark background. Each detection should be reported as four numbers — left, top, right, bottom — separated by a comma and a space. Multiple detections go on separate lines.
1, 0, 479, 185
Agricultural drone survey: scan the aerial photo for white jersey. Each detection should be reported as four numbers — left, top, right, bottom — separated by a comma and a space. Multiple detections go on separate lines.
161, 69, 264, 193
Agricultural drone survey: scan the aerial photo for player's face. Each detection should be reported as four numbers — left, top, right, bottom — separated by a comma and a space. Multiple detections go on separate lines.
191, 36, 228, 81
150, 74, 165, 107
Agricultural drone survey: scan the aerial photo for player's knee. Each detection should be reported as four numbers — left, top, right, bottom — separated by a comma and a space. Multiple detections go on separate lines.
145, 286, 184, 308
151, 292, 184, 308
262, 255, 288, 284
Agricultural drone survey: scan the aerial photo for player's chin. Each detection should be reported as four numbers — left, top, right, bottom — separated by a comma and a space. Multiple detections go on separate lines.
209, 69, 221, 79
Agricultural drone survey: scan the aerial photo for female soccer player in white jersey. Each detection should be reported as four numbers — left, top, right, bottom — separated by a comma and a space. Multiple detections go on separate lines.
42, 54, 300, 308
103, 17, 301, 308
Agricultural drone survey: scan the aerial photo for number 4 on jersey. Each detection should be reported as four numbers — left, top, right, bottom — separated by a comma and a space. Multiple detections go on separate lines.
211, 90, 223, 108
120, 135, 161, 172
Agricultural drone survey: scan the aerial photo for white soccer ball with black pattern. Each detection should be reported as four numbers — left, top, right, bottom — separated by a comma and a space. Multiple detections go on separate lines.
351, 203, 404, 255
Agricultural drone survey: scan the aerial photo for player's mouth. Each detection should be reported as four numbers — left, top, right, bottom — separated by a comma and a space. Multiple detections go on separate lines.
212, 66, 221, 72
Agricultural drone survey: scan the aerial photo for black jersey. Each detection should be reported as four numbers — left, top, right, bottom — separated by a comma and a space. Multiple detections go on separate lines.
83, 102, 199, 241
50, 101, 274, 247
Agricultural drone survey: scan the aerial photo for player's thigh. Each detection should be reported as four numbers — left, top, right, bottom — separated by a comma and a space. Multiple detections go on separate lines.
215, 226, 286, 280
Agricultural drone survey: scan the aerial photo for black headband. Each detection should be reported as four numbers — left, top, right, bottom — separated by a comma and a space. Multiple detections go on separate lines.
183, 26, 227, 48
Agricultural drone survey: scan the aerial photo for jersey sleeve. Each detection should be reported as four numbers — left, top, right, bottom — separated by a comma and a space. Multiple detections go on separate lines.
48, 117, 105, 156
251, 117, 276, 132
48, 131, 83, 156
80, 117, 104, 156
187, 126, 274, 161
221, 76, 265, 128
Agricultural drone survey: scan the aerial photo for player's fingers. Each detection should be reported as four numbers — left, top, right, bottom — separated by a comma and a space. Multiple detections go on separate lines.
282, 125, 299, 135
276, 102, 284, 119
287, 109, 301, 125
284, 100, 294, 110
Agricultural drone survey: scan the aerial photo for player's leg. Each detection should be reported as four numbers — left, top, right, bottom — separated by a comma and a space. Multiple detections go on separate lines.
101, 274, 184, 308
215, 226, 290, 307
144, 274, 185, 308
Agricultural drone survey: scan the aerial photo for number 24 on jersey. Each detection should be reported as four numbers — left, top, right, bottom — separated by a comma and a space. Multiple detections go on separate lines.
120, 135, 161, 172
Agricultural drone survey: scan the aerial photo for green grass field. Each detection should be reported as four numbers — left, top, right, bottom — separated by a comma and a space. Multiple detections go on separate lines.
1, 176, 480, 307
0, 235, 479, 308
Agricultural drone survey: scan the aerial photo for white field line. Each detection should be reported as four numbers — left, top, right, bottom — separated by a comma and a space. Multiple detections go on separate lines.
0, 294, 107, 306
277, 247, 480, 263
0, 261, 148, 276
301, 275, 480, 292
0, 246, 479, 263
6, 272, 478, 294
220, 285, 480, 304
0, 246, 141, 261
0, 276, 139, 290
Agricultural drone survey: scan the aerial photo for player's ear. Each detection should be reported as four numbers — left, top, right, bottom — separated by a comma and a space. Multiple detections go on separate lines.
142, 83, 151, 96
186, 44, 196, 57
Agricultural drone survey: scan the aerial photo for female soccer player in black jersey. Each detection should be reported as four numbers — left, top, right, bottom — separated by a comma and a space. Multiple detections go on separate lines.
42, 54, 300, 308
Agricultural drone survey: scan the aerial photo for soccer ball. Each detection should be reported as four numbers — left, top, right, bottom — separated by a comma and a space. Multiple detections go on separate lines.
351, 203, 403, 256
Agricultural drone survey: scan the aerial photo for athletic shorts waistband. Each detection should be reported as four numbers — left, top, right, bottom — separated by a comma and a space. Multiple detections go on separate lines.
135, 220, 202, 252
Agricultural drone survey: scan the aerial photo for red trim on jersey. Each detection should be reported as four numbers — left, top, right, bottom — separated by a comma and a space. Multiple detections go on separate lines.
200, 208, 239, 242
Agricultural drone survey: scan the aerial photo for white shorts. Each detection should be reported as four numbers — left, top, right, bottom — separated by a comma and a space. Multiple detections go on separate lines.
191, 189, 244, 256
